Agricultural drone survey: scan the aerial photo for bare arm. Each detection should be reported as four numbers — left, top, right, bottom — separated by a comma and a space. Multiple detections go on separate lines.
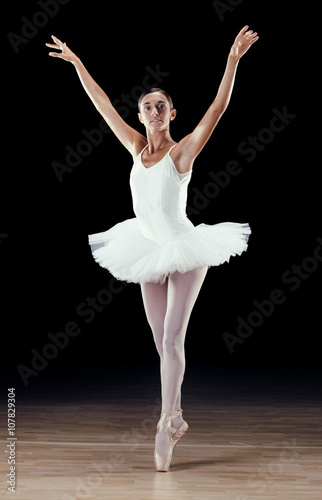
177, 26, 259, 171
46, 36, 145, 156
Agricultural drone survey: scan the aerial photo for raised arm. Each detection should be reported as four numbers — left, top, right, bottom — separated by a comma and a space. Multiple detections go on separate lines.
46, 36, 146, 156
176, 26, 259, 172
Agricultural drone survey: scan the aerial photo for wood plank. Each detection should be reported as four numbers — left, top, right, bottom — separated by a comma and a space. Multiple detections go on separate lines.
1, 364, 321, 499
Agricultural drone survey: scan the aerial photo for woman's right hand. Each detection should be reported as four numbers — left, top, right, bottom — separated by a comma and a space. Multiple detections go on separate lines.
46, 35, 78, 63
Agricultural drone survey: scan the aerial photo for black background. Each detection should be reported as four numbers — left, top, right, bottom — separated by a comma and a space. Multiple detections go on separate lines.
1, 0, 320, 391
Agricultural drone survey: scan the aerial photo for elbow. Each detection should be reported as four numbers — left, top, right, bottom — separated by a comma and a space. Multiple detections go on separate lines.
211, 100, 227, 118
218, 105, 228, 116
95, 97, 113, 115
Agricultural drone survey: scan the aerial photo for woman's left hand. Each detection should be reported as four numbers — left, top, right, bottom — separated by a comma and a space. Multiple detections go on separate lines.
230, 25, 259, 59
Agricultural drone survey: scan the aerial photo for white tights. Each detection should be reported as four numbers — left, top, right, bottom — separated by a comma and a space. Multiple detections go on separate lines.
141, 267, 207, 450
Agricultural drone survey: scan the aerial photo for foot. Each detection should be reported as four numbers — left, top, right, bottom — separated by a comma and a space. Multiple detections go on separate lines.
171, 413, 184, 436
171, 409, 189, 453
155, 410, 183, 454
154, 413, 173, 472
155, 429, 171, 454
154, 410, 189, 471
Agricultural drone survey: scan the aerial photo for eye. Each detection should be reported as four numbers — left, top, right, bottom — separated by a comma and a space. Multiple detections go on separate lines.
144, 106, 151, 111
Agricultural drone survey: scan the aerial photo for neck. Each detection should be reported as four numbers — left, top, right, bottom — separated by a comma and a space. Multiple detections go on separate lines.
146, 129, 174, 153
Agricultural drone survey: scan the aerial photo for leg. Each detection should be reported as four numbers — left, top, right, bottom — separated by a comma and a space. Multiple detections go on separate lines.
140, 280, 181, 411
156, 267, 207, 455
140, 280, 168, 361
141, 267, 207, 462
161, 267, 208, 415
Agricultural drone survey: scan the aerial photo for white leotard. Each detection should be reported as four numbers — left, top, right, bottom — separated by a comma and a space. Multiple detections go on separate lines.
89, 145, 251, 284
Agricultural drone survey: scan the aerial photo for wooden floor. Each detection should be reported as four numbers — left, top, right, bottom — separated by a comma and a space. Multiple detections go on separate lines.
1, 362, 322, 499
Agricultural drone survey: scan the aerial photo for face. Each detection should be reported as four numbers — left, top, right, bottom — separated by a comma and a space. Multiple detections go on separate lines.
138, 92, 176, 131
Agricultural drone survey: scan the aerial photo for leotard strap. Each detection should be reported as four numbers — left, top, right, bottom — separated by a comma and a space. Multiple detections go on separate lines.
139, 144, 149, 155
140, 143, 177, 156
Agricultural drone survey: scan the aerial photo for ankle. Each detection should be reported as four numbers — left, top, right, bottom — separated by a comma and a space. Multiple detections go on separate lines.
171, 408, 183, 419
171, 415, 183, 432
160, 408, 182, 418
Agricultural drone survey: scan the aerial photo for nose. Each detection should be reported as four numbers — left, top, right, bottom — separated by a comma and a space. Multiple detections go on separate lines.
151, 106, 159, 116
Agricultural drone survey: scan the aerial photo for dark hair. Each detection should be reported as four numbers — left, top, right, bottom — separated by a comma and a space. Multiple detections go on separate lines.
138, 87, 174, 112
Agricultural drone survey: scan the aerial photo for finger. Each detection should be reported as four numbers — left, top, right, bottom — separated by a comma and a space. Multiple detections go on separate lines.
249, 35, 259, 44
238, 25, 249, 37
246, 32, 258, 42
46, 43, 60, 48
51, 35, 64, 45
248, 32, 258, 41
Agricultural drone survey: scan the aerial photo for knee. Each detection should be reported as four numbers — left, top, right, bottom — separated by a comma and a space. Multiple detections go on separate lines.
154, 337, 163, 358
163, 328, 184, 357
150, 326, 164, 358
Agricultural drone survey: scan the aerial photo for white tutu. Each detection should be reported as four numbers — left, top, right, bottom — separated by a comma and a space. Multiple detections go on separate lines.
89, 144, 251, 284
89, 218, 251, 284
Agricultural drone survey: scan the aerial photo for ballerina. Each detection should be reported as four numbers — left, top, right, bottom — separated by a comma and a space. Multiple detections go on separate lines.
46, 25, 258, 471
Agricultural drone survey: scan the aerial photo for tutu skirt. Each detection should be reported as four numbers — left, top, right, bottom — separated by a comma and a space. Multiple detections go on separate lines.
88, 218, 251, 284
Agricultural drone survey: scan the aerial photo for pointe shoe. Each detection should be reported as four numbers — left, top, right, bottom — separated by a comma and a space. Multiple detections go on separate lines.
154, 412, 173, 472
171, 409, 189, 454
